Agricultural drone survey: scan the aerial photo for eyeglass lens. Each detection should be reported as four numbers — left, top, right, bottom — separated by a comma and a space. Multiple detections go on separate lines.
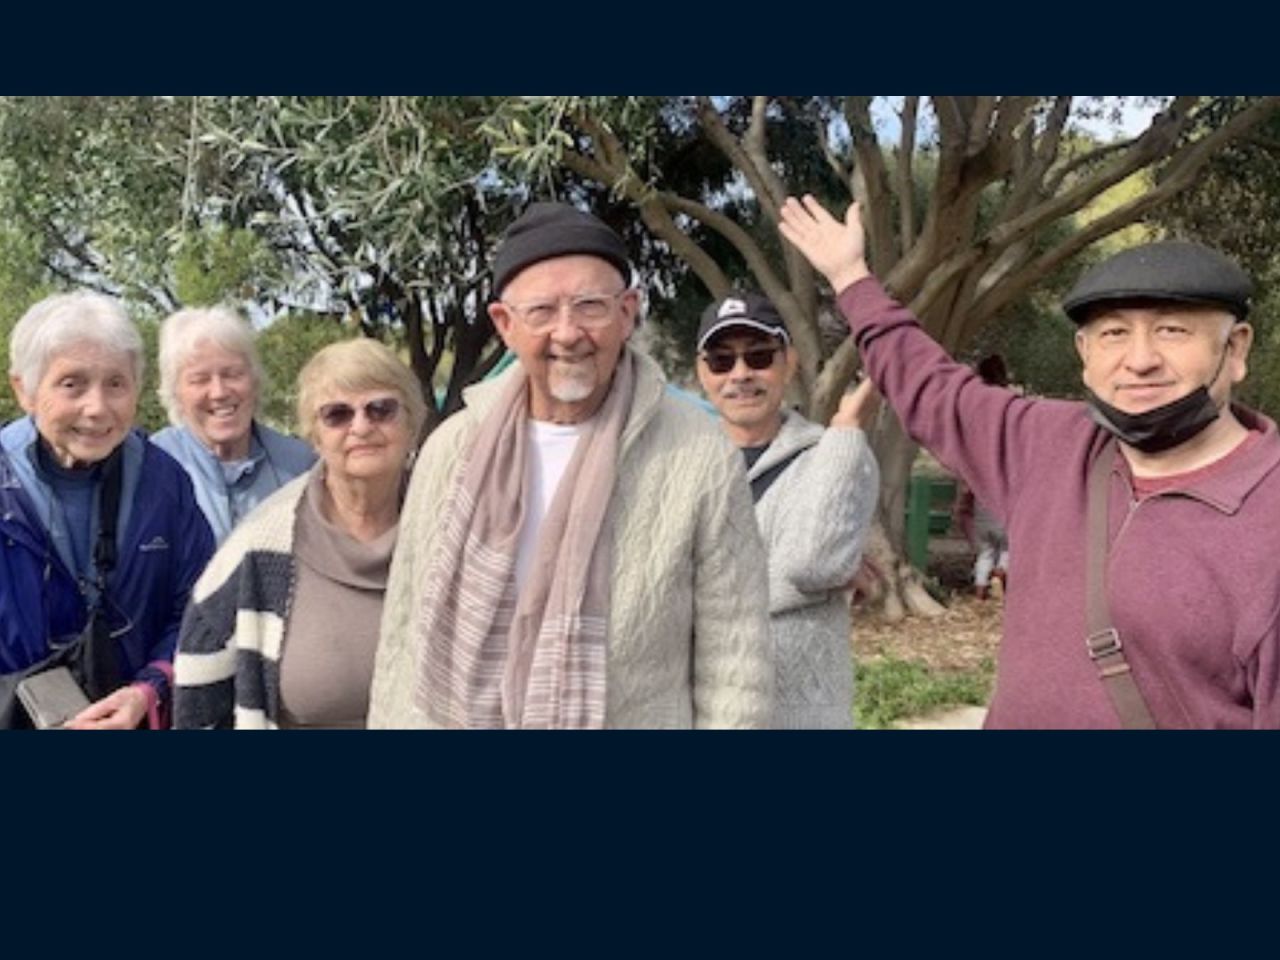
505, 292, 622, 330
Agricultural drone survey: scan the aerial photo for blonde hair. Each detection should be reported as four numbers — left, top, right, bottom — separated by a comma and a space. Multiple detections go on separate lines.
295, 338, 427, 446
157, 306, 264, 427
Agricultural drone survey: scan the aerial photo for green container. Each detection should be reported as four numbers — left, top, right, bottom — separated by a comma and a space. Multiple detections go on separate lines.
905, 475, 957, 570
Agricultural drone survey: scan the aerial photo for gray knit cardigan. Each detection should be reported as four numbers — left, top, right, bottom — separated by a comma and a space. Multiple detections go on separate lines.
749, 411, 880, 728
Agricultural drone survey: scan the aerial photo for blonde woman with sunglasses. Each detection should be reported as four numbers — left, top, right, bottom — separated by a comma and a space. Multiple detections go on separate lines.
173, 339, 426, 729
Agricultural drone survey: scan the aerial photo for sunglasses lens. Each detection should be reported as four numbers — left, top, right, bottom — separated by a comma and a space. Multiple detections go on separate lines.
320, 398, 400, 429
703, 347, 777, 374
319, 404, 355, 428
366, 398, 400, 423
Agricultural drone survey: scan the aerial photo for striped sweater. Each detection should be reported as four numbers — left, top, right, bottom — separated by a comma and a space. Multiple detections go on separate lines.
172, 473, 309, 729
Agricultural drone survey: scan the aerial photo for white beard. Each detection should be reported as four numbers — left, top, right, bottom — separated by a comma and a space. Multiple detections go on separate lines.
549, 365, 596, 403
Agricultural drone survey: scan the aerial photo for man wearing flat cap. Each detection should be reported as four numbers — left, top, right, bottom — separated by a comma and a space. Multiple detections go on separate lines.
695, 291, 880, 727
780, 194, 1280, 729
369, 202, 773, 728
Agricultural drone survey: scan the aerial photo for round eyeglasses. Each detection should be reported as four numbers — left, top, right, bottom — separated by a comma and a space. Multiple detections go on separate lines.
500, 291, 627, 333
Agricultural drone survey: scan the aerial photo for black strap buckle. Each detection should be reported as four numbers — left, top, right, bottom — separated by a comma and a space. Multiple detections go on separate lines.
1086, 628, 1122, 661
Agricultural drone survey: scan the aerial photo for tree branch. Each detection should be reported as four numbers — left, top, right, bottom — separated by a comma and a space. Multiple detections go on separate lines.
982, 100, 1201, 256
843, 97, 898, 274
970, 98, 1280, 328
816, 110, 852, 184
1035, 96, 1074, 171
695, 96, 785, 219
966, 96, 998, 156
989, 96, 1037, 152
1044, 138, 1136, 194
649, 192, 816, 393
895, 96, 918, 253
998, 98, 1072, 226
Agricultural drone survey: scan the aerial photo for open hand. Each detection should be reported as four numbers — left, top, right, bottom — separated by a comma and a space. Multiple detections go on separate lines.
778, 195, 872, 294
830, 377, 882, 431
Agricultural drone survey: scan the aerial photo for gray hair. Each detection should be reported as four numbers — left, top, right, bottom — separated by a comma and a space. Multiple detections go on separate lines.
157, 306, 265, 427
8, 291, 144, 392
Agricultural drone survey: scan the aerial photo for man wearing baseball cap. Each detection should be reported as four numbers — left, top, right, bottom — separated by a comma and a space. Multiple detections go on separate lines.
695, 291, 880, 728
370, 202, 773, 729
780, 194, 1280, 729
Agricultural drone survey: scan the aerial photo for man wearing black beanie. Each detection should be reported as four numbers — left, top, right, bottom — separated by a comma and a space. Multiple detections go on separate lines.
371, 201, 773, 729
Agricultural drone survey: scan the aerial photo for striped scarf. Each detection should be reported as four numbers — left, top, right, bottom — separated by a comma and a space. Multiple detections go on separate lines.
413, 354, 634, 728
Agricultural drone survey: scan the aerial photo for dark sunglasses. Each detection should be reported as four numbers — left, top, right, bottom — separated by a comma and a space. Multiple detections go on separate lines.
317, 396, 401, 430
701, 346, 781, 375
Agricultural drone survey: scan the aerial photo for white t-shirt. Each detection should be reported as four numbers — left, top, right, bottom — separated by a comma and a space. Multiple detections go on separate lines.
514, 419, 584, 592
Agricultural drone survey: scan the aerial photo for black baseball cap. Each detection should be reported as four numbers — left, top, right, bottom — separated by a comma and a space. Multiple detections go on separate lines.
697, 292, 790, 351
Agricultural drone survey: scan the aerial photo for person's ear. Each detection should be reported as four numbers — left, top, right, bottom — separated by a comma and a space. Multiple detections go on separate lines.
1226, 321, 1254, 385
9, 373, 34, 415
695, 355, 715, 397
617, 288, 641, 339
488, 301, 516, 347
783, 344, 799, 384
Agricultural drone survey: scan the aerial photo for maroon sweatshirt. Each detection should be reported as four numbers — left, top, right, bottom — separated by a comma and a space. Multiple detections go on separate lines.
842, 278, 1280, 728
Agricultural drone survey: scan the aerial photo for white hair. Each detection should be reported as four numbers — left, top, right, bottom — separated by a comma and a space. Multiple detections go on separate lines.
157, 306, 265, 427
8, 291, 143, 392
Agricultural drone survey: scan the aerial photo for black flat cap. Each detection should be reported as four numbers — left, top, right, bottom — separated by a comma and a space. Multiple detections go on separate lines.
1063, 240, 1254, 324
492, 201, 631, 297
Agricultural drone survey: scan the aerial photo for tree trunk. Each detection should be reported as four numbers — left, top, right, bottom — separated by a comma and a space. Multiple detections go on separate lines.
862, 410, 948, 621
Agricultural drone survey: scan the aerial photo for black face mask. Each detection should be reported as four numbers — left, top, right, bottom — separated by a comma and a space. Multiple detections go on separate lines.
1085, 386, 1222, 454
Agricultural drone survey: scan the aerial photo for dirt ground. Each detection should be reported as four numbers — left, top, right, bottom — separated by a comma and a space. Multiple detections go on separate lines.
851, 537, 1004, 672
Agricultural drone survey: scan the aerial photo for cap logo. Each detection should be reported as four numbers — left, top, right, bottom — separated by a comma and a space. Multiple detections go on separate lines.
719, 298, 747, 319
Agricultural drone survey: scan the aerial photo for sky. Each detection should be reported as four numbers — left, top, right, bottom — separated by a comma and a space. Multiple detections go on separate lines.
867, 96, 1164, 145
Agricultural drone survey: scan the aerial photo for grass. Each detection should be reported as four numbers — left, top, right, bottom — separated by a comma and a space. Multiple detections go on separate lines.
854, 656, 995, 730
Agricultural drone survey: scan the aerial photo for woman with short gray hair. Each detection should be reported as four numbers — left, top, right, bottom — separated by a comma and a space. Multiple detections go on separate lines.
1, 291, 214, 728
151, 306, 314, 545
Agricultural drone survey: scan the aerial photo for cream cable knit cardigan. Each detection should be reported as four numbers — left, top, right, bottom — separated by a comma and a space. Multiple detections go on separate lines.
369, 349, 774, 729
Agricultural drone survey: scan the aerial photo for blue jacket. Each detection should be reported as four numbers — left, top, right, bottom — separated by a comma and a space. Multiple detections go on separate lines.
150, 421, 315, 545
1, 419, 215, 708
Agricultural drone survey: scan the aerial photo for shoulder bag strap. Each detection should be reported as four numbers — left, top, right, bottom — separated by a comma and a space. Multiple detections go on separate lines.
80, 446, 126, 700
750, 447, 808, 503
1085, 441, 1157, 730
93, 444, 124, 583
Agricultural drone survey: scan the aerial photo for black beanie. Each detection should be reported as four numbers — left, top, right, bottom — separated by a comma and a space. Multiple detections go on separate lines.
492, 201, 631, 297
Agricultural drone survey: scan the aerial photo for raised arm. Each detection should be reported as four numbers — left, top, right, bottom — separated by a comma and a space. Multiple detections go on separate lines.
779, 193, 1066, 526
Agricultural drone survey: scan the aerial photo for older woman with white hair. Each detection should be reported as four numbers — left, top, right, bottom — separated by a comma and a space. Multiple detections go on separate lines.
174, 338, 425, 729
151, 306, 315, 545
0, 291, 214, 729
